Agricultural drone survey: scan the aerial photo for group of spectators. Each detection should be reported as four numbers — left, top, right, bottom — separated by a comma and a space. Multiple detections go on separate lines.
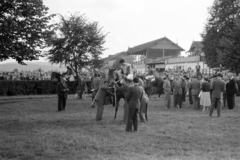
0, 70, 52, 80
162, 70, 239, 117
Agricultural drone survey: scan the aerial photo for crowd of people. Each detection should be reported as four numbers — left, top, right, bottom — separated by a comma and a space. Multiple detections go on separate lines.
89, 61, 240, 132
0, 70, 52, 80
3, 62, 238, 132
0, 69, 95, 82
162, 71, 239, 117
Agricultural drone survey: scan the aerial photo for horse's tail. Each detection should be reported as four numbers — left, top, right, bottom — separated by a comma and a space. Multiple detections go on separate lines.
114, 106, 118, 120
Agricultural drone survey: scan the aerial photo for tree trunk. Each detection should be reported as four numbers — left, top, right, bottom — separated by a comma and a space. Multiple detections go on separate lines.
73, 67, 83, 99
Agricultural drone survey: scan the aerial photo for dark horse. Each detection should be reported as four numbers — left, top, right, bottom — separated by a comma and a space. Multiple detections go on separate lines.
108, 68, 126, 119
136, 75, 164, 98
51, 71, 87, 98
145, 76, 164, 97
51, 71, 64, 81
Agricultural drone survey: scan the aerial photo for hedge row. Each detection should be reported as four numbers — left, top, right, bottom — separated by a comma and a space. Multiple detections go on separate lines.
0, 80, 79, 96
0, 80, 239, 96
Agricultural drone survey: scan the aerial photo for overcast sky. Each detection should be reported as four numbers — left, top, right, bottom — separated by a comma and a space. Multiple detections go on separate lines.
1, 0, 214, 64
43, 0, 214, 58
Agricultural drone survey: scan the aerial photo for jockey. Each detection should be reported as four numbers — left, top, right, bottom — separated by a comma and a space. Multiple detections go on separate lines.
145, 65, 155, 81
147, 65, 154, 75
119, 58, 133, 81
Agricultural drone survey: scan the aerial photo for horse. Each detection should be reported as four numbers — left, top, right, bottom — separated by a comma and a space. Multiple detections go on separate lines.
108, 68, 126, 120
51, 71, 87, 98
51, 71, 61, 81
136, 74, 164, 98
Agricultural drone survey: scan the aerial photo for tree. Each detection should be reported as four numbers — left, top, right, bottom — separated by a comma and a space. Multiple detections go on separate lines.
47, 13, 107, 97
201, 0, 240, 70
0, 0, 55, 64
218, 18, 240, 73
89, 57, 104, 71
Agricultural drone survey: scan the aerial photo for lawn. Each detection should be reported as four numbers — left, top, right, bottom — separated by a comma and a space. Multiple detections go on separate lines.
0, 95, 240, 160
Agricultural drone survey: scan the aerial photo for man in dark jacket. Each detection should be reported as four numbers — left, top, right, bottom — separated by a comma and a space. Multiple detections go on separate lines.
172, 74, 183, 108
209, 73, 225, 117
126, 77, 143, 132
114, 82, 131, 124
189, 75, 201, 109
226, 73, 237, 110
91, 73, 102, 101
57, 75, 69, 111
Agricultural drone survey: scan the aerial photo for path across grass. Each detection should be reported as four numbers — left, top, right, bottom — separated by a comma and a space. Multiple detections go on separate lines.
0, 97, 239, 160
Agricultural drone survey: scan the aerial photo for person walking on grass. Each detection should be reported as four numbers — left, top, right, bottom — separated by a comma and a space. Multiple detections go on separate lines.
209, 73, 225, 117
57, 75, 69, 111
126, 77, 144, 132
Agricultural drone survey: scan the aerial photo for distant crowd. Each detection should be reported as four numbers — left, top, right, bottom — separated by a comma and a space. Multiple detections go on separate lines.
0, 71, 52, 81
0, 70, 100, 82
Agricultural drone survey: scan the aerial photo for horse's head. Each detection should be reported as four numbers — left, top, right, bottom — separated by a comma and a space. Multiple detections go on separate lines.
51, 72, 61, 81
108, 68, 116, 81
108, 68, 122, 81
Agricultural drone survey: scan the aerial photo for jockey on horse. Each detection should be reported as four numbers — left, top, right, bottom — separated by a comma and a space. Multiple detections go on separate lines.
119, 58, 134, 82
145, 65, 155, 81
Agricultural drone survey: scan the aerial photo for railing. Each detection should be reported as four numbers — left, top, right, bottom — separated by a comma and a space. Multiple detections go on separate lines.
166, 56, 201, 64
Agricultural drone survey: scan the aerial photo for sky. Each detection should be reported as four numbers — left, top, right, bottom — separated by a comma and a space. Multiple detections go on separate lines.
1, 0, 214, 64
43, 0, 214, 58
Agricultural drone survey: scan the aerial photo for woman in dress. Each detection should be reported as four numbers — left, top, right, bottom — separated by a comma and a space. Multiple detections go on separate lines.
200, 77, 211, 111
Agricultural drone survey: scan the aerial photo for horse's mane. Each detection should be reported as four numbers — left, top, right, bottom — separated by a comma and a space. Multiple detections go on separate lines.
108, 69, 122, 81
51, 71, 61, 81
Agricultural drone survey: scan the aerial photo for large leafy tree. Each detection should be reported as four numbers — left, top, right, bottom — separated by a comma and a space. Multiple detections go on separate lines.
47, 13, 107, 79
218, 19, 240, 73
47, 13, 107, 98
89, 57, 104, 71
0, 0, 55, 64
201, 0, 240, 71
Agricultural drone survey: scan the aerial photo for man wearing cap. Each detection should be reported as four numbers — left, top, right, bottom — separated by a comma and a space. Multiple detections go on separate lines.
119, 58, 133, 80
209, 73, 225, 117
126, 77, 144, 132
56, 75, 69, 111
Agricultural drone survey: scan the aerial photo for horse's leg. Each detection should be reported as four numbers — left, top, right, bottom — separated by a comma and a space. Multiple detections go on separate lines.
123, 98, 128, 124
145, 103, 148, 122
114, 98, 119, 119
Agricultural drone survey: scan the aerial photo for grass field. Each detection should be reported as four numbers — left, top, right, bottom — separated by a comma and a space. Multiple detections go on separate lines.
0, 95, 240, 160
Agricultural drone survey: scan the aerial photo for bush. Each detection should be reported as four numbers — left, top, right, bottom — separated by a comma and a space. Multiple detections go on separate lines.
0, 80, 79, 96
